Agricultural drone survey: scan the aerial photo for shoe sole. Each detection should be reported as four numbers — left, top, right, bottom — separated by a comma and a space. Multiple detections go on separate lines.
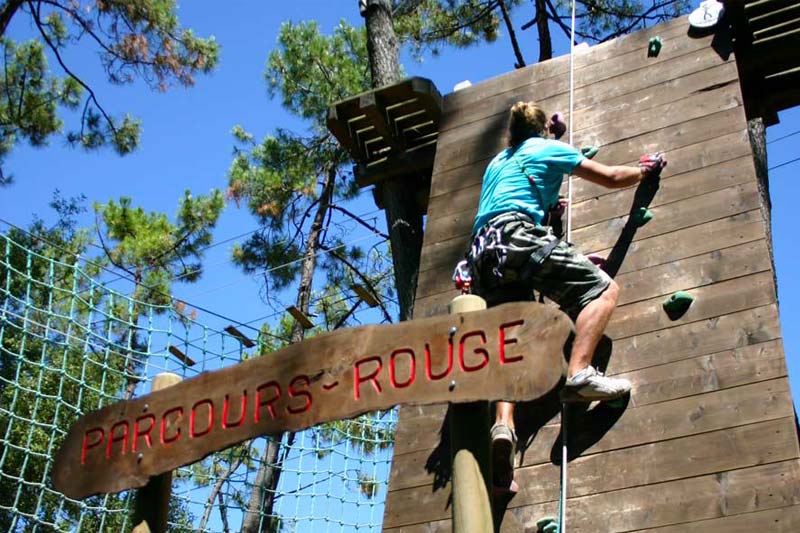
491, 437, 515, 487
561, 387, 630, 403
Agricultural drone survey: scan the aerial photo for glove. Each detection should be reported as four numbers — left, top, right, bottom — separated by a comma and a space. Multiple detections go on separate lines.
547, 112, 567, 140
639, 152, 667, 177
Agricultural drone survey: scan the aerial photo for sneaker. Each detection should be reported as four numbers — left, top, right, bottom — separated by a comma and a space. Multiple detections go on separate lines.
490, 423, 517, 489
561, 366, 631, 402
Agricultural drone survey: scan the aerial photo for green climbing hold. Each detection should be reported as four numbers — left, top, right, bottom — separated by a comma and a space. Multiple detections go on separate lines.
543, 523, 559, 533
648, 36, 662, 57
632, 207, 653, 226
581, 146, 599, 159
663, 291, 695, 313
607, 398, 626, 408
536, 517, 557, 532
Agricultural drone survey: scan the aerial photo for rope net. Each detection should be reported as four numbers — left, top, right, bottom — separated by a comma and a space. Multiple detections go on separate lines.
0, 230, 397, 532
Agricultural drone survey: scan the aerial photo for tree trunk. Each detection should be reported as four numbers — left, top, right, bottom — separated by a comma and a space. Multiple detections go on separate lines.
535, 0, 553, 62
747, 117, 776, 295
363, 0, 423, 322
240, 166, 337, 533
499, 0, 526, 68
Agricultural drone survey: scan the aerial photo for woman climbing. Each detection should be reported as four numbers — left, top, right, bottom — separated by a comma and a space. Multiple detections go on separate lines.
467, 101, 666, 489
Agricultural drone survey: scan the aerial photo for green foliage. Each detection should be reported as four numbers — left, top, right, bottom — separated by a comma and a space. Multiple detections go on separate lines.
228, 20, 374, 296
562, 0, 691, 42
94, 190, 224, 306
394, 0, 512, 57
0, 0, 220, 184
0, 38, 81, 185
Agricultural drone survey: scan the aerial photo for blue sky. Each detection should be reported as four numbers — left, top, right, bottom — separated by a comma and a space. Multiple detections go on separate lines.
1, 0, 798, 437
1, 2, 799, 531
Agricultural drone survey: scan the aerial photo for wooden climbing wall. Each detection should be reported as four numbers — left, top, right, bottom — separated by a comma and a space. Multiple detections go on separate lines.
382, 16, 800, 532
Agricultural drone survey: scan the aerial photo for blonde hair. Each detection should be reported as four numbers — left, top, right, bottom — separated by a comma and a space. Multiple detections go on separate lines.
508, 101, 548, 147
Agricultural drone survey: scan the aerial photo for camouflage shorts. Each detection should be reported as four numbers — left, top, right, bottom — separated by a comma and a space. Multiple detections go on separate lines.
469, 212, 612, 317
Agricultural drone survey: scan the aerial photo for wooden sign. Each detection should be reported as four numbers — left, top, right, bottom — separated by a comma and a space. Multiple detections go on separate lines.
52, 302, 571, 499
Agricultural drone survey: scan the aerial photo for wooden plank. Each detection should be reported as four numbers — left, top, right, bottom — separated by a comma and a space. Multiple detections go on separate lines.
510, 460, 800, 532
439, 34, 733, 137
389, 377, 793, 492
572, 155, 756, 230
635, 505, 800, 532
441, 17, 691, 116
391, 337, 786, 457
52, 302, 571, 499
573, 181, 760, 254
611, 303, 781, 373
607, 270, 776, 340
387, 462, 800, 532
415, 225, 769, 312
615, 240, 771, 306
383, 418, 800, 528
432, 77, 743, 176
414, 184, 764, 318
427, 128, 750, 218
422, 104, 745, 253
422, 152, 757, 252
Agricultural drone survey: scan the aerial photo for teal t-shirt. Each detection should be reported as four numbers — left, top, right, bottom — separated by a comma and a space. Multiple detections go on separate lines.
472, 137, 584, 234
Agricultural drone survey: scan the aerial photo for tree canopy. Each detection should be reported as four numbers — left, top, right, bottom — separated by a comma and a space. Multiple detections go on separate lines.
0, 0, 220, 185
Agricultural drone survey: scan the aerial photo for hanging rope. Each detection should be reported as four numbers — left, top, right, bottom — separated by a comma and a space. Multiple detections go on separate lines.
561, 4, 578, 533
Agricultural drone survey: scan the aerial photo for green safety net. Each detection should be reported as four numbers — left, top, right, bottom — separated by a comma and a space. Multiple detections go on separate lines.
0, 231, 397, 532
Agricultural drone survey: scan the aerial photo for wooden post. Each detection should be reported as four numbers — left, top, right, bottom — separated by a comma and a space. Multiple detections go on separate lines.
132, 372, 183, 533
449, 295, 493, 533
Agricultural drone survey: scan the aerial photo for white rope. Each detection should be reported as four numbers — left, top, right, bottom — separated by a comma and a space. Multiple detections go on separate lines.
566, 0, 577, 244
562, 7, 578, 533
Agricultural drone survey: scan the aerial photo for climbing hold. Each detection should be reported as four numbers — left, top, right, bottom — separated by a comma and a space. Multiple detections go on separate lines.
581, 146, 599, 159
543, 523, 559, 533
607, 398, 626, 408
663, 291, 695, 314
632, 207, 654, 226
536, 517, 558, 533
548, 113, 567, 140
648, 36, 662, 57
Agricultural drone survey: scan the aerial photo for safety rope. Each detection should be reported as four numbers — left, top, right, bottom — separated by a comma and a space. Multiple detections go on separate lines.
561, 3, 579, 532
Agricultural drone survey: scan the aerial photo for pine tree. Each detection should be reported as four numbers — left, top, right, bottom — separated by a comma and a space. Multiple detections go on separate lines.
0, 0, 220, 185
226, 20, 396, 532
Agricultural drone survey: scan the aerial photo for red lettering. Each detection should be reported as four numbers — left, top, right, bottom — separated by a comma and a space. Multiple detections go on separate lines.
106, 421, 129, 459
287, 375, 312, 414
255, 381, 281, 422
161, 407, 183, 444
132, 414, 156, 453
223, 391, 247, 429
354, 356, 383, 400
81, 427, 104, 465
459, 330, 489, 372
425, 339, 453, 381
499, 320, 525, 364
190, 399, 214, 438
390, 348, 416, 389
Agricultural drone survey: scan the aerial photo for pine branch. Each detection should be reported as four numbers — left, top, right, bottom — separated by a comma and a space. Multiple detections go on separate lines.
498, 0, 526, 68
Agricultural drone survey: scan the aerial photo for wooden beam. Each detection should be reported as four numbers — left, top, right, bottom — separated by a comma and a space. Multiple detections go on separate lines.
167, 345, 196, 367
224, 325, 256, 348
350, 284, 380, 307
360, 91, 404, 152
286, 305, 315, 329
354, 142, 437, 188
133, 373, 183, 533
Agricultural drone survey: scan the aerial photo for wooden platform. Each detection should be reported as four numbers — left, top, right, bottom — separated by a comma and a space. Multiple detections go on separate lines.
724, 0, 800, 122
382, 16, 800, 532
327, 77, 442, 189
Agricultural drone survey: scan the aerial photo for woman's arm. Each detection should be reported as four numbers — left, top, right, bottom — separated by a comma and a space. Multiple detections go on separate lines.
572, 158, 645, 189
573, 153, 667, 189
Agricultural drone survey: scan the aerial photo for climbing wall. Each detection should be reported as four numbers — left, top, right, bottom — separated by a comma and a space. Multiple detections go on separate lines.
383, 17, 800, 531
